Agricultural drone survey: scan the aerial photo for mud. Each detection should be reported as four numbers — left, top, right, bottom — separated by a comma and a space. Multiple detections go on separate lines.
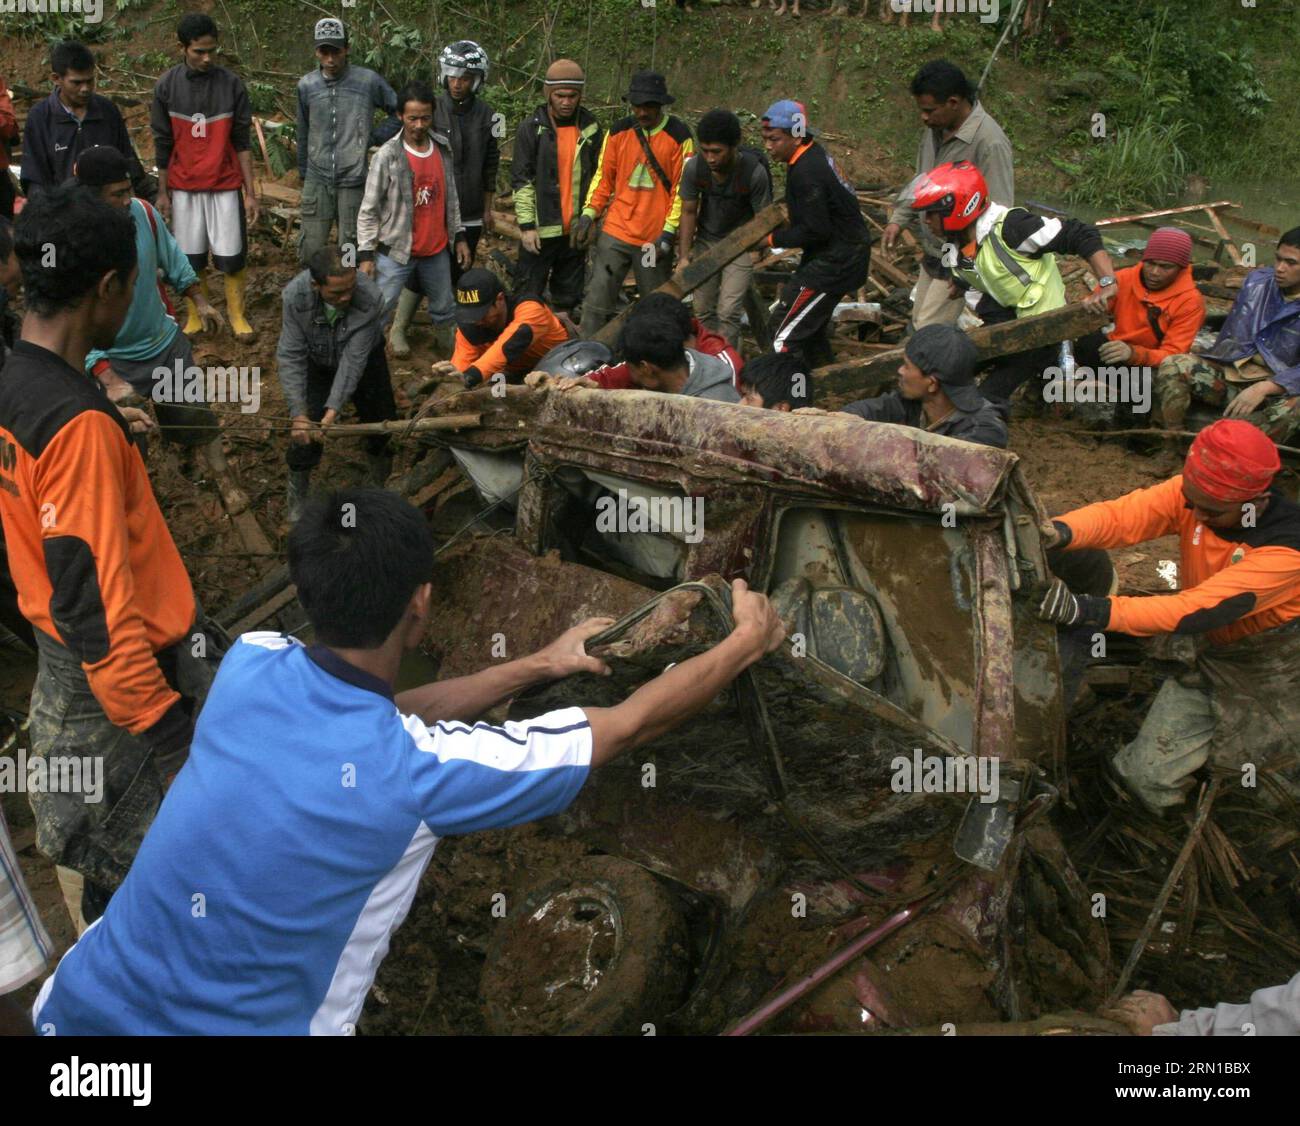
1, 53, 1295, 1031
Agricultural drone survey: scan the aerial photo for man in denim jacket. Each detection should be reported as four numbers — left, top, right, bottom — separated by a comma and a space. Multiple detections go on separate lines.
296, 18, 399, 265
276, 246, 395, 522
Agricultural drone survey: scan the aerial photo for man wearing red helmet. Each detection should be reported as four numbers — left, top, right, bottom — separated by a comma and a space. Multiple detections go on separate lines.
1037, 420, 1300, 813
906, 159, 1117, 408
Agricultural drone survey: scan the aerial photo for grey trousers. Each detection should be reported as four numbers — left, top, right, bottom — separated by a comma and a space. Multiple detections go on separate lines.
691, 238, 752, 347
299, 177, 366, 265
579, 230, 673, 337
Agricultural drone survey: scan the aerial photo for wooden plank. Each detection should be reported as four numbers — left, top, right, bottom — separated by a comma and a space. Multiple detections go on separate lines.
1221, 212, 1280, 237
229, 585, 298, 637
871, 254, 914, 289
812, 301, 1110, 401
412, 466, 469, 508
1095, 200, 1240, 227
591, 202, 788, 347
1203, 207, 1244, 266
257, 181, 302, 206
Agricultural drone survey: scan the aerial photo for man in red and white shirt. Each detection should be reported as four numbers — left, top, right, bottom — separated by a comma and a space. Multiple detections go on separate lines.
357, 81, 472, 359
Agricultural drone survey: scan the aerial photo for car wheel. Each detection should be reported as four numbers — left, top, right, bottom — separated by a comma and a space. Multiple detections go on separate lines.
480, 855, 691, 1035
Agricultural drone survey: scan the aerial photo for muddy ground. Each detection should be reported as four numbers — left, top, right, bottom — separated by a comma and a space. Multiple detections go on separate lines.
3, 143, 1297, 1035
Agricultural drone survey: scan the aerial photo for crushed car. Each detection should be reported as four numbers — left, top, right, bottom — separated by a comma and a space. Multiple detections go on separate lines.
402, 383, 1110, 1035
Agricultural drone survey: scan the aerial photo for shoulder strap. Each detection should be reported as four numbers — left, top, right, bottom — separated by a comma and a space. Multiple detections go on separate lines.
633, 125, 673, 194
985, 227, 1033, 287
1145, 301, 1166, 345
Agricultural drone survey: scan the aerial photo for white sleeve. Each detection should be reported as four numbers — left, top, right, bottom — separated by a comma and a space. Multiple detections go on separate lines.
1152, 972, 1300, 1036
401, 706, 592, 836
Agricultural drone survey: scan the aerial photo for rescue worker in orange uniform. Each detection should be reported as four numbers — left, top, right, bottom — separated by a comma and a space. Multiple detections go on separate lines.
1037, 420, 1300, 813
436, 268, 569, 388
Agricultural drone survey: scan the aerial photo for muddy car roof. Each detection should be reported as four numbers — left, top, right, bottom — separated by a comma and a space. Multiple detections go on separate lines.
429, 387, 1020, 518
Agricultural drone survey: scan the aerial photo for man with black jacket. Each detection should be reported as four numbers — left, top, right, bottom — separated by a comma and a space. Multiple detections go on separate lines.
510, 60, 603, 320
20, 40, 149, 200
761, 99, 870, 368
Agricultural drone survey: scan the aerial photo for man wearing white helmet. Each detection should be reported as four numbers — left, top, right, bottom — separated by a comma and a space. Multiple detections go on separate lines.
389, 40, 500, 359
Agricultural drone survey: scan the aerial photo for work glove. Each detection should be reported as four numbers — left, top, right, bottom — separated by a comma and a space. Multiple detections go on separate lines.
653, 230, 675, 263
570, 214, 594, 250
1037, 578, 1083, 625
1034, 579, 1110, 629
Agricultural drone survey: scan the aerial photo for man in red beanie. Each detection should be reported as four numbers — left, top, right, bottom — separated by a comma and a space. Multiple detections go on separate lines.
1036, 419, 1300, 812
1155, 226, 1300, 442
1074, 227, 1206, 374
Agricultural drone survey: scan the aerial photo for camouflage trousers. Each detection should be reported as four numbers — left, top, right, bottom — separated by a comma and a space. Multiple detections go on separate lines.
27, 626, 220, 893
1112, 618, 1300, 813
1154, 354, 1300, 443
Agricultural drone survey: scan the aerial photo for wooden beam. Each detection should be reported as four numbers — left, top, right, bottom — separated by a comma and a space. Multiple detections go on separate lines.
1095, 200, 1239, 227
871, 254, 914, 289
1221, 212, 1280, 238
812, 301, 1110, 401
590, 202, 788, 347
1203, 207, 1244, 267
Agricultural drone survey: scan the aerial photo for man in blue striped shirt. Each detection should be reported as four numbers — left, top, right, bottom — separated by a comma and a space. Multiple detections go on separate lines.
33, 488, 783, 1034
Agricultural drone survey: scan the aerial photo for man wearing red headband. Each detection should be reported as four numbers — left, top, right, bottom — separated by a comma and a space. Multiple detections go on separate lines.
1036, 419, 1300, 812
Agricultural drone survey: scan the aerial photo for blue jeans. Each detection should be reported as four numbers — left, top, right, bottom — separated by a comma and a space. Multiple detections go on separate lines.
375, 249, 455, 327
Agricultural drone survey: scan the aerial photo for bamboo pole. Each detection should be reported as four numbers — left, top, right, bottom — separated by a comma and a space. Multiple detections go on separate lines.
1095, 201, 1240, 227
327, 414, 482, 437
1105, 779, 1221, 1006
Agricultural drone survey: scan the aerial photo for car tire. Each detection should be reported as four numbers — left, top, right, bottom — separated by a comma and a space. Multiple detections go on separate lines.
480, 855, 691, 1035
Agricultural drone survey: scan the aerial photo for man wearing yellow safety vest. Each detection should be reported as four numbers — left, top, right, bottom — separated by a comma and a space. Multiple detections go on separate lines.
904, 159, 1118, 409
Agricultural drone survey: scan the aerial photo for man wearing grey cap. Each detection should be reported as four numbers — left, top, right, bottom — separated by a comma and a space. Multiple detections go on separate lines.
296, 18, 400, 265
840, 324, 1007, 448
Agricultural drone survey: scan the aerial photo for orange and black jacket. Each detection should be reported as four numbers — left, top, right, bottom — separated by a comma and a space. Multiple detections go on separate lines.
1055, 475, 1300, 646
1106, 264, 1206, 368
452, 297, 570, 387
581, 115, 694, 247
0, 342, 196, 753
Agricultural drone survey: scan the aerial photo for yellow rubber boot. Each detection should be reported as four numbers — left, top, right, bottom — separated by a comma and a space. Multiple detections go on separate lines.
224, 268, 256, 342
182, 273, 210, 335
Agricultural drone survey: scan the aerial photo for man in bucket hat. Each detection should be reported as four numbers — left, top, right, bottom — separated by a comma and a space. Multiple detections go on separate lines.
574, 70, 694, 336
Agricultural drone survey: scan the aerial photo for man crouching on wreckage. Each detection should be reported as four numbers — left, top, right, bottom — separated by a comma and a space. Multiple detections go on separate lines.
1035, 419, 1300, 813
32, 488, 784, 1034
